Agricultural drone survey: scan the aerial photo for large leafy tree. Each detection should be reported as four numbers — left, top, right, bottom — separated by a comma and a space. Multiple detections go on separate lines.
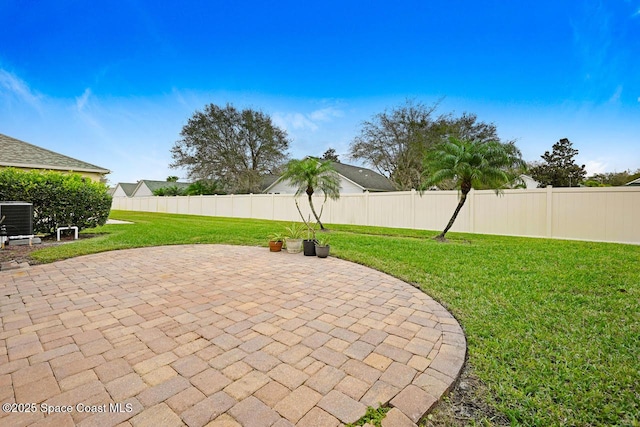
529, 138, 586, 187
281, 158, 340, 230
171, 103, 290, 194
586, 169, 640, 187
423, 137, 524, 240
432, 112, 501, 144
350, 100, 503, 191
350, 100, 439, 191
321, 148, 340, 162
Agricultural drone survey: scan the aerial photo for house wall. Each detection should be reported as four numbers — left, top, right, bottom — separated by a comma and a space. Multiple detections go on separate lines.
112, 186, 130, 197
112, 186, 640, 244
520, 175, 539, 189
132, 184, 153, 197
267, 177, 364, 194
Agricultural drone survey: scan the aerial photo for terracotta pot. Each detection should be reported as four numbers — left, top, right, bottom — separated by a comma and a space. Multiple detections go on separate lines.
269, 240, 283, 252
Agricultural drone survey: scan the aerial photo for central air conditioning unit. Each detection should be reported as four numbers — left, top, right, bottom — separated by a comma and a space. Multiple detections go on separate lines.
0, 202, 34, 237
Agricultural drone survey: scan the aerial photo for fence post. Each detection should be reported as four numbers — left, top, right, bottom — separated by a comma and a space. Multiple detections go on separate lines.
365, 191, 370, 226
411, 189, 416, 229
546, 185, 553, 237
468, 189, 475, 233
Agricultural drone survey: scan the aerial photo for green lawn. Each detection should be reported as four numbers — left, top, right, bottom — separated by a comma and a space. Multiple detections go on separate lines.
31, 210, 639, 426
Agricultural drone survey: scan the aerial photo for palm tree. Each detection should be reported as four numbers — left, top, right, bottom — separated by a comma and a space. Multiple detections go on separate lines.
423, 137, 524, 240
281, 158, 340, 230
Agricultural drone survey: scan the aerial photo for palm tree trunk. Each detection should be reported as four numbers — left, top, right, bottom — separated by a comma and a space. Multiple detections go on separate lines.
436, 189, 469, 240
308, 194, 325, 230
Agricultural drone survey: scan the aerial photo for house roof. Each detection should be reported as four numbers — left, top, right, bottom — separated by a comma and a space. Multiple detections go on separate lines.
0, 133, 110, 174
115, 182, 139, 197
264, 158, 396, 193
133, 180, 192, 195
259, 175, 280, 192
625, 177, 640, 186
330, 162, 396, 192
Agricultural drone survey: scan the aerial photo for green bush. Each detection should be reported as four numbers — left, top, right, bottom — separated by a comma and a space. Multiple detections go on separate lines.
153, 180, 226, 196
185, 180, 225, 195
152, 185, 186, 196
0, 168, 112, 235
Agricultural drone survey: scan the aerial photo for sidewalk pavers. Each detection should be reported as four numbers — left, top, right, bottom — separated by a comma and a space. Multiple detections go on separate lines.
1, 245, 466, 426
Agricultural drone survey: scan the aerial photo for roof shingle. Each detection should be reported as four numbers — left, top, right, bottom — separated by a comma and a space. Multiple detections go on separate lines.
0, 133, 110, 174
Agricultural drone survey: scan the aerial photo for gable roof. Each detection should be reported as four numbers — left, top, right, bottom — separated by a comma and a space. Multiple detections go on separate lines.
264, 158, 396, 193
133, 180, 192, 195
260, 174, 280, 191
625, 177, 640, 186
0, 133, 110, 174
115, 182, 138, 197
329, 161, 396, 192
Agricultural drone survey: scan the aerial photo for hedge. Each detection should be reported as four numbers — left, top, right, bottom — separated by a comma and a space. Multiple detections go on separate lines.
0, 168, 112, 235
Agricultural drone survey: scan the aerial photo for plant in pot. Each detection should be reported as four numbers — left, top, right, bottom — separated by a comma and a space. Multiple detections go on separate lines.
302, 219, 317, 256
284, 223, 305, 254
268, 232, 284, 252
315, 234, 331, 258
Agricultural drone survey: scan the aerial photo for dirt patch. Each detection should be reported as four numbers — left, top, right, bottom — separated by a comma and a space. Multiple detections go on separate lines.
0, 234, 99, 266
422, 364, 509, 426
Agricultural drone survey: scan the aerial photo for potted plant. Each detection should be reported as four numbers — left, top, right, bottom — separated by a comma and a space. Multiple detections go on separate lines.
302, 220, 317, 256
315, 234, 330, 258
284, 223, 305, 254
268, 232, 284, 252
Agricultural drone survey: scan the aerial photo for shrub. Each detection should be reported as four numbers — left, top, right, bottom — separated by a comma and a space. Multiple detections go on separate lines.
0, 168, 112, 235
153, 180, 225, 196
152, 185, 186, 196
185, 180, 225, 195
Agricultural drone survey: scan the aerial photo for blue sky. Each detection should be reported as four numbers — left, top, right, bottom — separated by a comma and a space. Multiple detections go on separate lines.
1, 1, 639, 185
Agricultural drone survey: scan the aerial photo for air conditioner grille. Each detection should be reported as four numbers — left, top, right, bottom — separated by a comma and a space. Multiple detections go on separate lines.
0, 202, 34, 236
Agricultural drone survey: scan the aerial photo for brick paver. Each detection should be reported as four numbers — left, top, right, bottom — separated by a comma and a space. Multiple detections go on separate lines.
0, 245, 465, 425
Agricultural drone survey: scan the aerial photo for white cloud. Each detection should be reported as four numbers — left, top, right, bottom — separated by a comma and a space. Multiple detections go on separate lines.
309, 107, 344, 122
272, 112, 319, 132
607, 85, 623, 103
0, 69, 43, 111
272, 106, 345, 135
584, 160, 608, 175
76, 88, 92, 112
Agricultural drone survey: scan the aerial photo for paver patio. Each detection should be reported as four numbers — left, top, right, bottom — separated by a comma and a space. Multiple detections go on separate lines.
0, 245, 466, 426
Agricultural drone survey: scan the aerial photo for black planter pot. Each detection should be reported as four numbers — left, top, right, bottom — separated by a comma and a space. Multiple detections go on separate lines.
303, 239, 316, 256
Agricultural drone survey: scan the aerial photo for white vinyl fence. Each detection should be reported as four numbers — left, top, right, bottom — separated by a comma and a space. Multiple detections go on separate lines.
112, 186, 640, 245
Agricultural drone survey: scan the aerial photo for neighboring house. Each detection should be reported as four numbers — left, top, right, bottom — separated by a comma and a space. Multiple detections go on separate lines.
625, 177, 640, 186
131, 180, 192, 197
519, 174, 540, 189
260, 175, 280, 192
112, 182, 138, 197
264, 160, 396, 194
0, 133, 110, 182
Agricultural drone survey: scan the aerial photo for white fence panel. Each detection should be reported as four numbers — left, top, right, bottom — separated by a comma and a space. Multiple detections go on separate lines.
111, 186, 640, 244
